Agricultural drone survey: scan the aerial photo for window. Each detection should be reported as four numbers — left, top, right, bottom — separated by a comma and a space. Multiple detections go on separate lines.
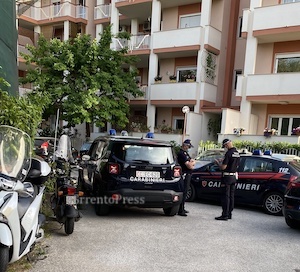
176, 67, 197, 82
179, 14, 201, 28
173, 117, 184, 133
275, 53, 300, 73
233, 70, 242, 90
237, 17, 243, 38
269, 116, 300, 136
242, 158, 274, 172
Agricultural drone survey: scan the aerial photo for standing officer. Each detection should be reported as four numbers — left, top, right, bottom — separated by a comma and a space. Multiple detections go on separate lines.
215, 139, 240, 221
177, 139, 195, 216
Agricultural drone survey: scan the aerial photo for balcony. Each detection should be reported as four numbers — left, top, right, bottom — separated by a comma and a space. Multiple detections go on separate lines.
112, 34, 151, 51
128, 85, 148, 101
159, 0, 201, 9
94, 4, 111, 20
236, 73, 300, 103
150, 82, 198, 104
21, 3, 87, 21
153, 27, 202, 53
243, 2, 300, 43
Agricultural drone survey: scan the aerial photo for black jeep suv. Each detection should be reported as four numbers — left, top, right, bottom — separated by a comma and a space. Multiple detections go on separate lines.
78, 136, 183, 216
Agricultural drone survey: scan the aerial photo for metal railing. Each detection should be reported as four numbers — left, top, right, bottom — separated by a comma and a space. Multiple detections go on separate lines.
94, 4, 111, 19
21, 3, 87, 20
112, 34, 150, 51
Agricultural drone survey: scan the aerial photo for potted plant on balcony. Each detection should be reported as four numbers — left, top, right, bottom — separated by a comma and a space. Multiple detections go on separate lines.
169, 75, 177, 83
292, 126, 300, 136
264, 128, 278, 138
233, 127, 245, 136
154, 75, 162, 83
185, 73, 196, 82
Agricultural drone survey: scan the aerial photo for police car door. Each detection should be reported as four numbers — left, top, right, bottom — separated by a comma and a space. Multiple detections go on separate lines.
192, 162, 223, 200
236, 157, 274, 205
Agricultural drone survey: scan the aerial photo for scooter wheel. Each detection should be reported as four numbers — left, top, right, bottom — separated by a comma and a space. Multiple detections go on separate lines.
0, 245, 9, 272
64, 218, 75, 235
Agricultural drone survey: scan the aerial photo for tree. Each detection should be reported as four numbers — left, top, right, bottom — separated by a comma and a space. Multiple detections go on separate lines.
0, 74, 44, 140
20, 25, 142, 131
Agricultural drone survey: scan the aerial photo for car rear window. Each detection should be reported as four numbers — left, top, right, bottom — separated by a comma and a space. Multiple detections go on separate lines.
113, 144, 174, 165
289, 161, 300, 172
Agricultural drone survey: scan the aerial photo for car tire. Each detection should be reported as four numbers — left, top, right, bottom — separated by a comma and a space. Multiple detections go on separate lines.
163, 205, 180, 216
263, 192, 284, 216
95, 202, 110, 216
285, 215, 300, 229
186, 183, 196, 202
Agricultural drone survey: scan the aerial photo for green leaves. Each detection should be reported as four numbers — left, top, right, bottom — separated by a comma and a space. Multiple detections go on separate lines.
21, 25, 143, 130
0, 90, 44, 139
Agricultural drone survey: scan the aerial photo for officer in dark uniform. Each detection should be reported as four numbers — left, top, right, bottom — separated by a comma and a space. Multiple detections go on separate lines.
215, 139, 240, 221
177, 139, 195, 216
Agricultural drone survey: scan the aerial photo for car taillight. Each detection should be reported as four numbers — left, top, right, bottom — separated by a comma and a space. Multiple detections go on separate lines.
287, 175, 300, 190
109, 163, 120, 174
173, 166, 181, 178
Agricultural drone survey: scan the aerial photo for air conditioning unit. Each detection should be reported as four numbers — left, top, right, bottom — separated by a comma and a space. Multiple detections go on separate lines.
119, 25, 127, 32
143, 21, 150, 31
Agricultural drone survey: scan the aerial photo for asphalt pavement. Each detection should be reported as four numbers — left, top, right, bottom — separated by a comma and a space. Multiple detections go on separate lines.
29, 201, 300, 272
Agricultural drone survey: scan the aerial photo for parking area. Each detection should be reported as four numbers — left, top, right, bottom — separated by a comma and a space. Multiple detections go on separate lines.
30, 201, 300, 272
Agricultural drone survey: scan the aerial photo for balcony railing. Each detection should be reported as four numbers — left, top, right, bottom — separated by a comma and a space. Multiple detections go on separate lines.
236, 73, 300, 99
18, 44, 31, 58
150, 82, 198, 101
128, 85, 148, 100
94, 4, 111, 20
113, 34, 150, 51
21, 3, 87, 20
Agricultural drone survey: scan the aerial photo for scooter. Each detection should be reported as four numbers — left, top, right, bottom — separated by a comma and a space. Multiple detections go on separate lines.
0, 125, 51, 272
50, 135, 82, 235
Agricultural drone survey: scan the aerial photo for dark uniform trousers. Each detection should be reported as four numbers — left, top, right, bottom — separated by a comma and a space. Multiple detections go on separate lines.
221, 175, 236, 218
179, 173, 191, 213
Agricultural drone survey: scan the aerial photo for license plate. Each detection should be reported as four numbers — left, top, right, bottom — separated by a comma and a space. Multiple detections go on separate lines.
136, 171, 160, 178
66, 195, 77, 205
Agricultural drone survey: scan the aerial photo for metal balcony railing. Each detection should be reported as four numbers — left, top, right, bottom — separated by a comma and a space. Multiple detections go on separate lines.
113, 34, 150, 51
94, 4, 111, 19
21, 3, 87, 20
128, 85, 148, 100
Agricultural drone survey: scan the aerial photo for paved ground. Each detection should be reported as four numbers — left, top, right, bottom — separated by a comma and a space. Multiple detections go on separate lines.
29, 201, 300, 272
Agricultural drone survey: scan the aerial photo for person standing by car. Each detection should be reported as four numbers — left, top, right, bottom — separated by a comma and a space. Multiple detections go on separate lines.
177, 139, 196, 216
215, 139, 240, 221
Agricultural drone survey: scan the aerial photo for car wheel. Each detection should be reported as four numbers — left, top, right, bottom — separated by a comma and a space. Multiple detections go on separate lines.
186, 183, 196, 202
263, 192, 284, 215
285, 215, 300, 229
163, 205, 180, 216
95, 202, 110, 216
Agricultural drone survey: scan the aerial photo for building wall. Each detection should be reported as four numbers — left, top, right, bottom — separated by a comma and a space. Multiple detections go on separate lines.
162, 7, 178, 31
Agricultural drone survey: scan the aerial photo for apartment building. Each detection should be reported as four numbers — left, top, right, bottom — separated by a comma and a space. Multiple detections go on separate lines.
16, 0, 300, 153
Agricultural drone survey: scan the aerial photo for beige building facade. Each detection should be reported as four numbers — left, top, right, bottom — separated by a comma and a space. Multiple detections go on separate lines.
17, 0, 300, 154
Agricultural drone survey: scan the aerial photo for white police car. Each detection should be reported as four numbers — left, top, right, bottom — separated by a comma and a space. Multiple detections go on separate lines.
187, 150, 300, 215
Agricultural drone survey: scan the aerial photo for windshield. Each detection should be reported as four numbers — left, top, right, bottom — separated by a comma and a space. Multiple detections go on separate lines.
0, 125, 31, 181
55, 134, 74, 163
113, 144, 175, 164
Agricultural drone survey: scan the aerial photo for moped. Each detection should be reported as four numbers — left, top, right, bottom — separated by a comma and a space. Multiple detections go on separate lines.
0, 125, 51, 272
50, 135, 82, 235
